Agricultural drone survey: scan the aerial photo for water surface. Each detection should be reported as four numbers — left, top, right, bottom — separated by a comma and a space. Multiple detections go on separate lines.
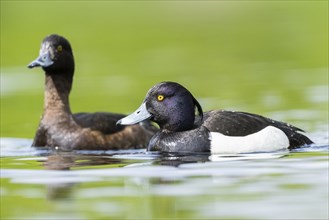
1, 136, 328, 220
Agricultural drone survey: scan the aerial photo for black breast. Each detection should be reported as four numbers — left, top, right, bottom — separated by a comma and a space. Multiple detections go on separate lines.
148, 126, 211, 153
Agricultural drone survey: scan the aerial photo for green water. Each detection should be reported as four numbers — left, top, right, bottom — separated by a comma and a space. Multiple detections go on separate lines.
1, 1, 328, 220
1, 147, 328, 220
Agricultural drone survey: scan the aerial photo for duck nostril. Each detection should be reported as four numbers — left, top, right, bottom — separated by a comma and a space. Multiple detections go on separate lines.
137, 111, 140, 114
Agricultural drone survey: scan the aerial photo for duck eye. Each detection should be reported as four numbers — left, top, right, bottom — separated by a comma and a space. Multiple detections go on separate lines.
57, 45, 62, 52
157, 95, 165, 101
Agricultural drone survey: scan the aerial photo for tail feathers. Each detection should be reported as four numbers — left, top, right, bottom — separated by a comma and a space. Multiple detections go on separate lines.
285, 131, 313, 149
276, 123, 313, 149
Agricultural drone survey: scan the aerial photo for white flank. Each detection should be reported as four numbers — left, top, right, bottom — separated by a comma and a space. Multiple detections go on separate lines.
210, 126, 290, 154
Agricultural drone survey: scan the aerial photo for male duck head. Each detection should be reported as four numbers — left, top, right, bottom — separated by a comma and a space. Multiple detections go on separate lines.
28, 34, 74, 74
117, 82, 203, 132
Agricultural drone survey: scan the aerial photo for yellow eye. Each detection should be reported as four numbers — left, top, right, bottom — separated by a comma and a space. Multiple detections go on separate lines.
57, 45, 62, 52
157, 95, 165, 101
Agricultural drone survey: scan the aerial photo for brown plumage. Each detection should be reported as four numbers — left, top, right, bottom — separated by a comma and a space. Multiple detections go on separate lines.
28, 34, 157, 150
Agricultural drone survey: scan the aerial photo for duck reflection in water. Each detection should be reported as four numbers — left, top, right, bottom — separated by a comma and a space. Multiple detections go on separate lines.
42, 152, 133, 200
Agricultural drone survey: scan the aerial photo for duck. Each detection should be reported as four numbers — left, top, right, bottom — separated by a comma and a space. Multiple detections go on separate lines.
28, 34, 157, 150
117, 81, 313, 154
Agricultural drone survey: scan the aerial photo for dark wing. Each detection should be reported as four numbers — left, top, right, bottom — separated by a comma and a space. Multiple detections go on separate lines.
203, 110, 313, 149
73, 112, 126, 134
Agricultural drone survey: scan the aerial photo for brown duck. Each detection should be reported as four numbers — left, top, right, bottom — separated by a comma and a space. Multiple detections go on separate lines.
28, 34, 157, 150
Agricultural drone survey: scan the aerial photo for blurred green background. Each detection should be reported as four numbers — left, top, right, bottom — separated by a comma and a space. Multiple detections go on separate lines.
1, 1, 328, 138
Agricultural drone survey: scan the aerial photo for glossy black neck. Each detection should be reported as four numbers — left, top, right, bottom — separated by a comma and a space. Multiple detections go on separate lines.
162, 113, 195, 132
